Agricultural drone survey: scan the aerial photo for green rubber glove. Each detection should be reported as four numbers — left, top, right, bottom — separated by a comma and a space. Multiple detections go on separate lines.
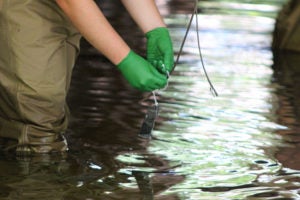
117, 50, 168, 91
146, 27, 174, 74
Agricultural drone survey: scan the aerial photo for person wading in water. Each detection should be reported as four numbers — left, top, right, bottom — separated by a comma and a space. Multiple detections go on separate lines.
0, 0, 173, 154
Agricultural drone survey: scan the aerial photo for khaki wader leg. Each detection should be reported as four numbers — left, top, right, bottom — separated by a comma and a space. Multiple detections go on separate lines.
0, 0, 81, 154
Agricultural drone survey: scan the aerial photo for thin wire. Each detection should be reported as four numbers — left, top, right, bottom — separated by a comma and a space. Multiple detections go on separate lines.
152, 91, 158, 106
171, 0, 218, 96
170, 7, 195, 74
194, 0, 218, 97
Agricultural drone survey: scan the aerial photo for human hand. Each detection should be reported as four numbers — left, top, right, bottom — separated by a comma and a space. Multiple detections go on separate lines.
117, 50, 168, 91
146, 27, 174, 75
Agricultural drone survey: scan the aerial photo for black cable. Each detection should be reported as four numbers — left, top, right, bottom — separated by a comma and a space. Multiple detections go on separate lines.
172, 0, 218, 96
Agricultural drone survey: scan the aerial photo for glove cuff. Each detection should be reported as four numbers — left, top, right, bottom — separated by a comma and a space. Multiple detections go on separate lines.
117, 50, 134, 71
146, 27, 169, 39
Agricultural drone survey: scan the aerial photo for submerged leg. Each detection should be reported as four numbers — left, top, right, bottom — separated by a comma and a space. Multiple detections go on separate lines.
0, 0, 81, 154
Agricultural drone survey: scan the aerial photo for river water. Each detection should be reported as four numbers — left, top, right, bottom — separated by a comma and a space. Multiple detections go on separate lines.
1, 0, 300, 199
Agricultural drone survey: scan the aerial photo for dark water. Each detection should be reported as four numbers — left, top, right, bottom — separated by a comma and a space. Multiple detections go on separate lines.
2, 0, 300, 199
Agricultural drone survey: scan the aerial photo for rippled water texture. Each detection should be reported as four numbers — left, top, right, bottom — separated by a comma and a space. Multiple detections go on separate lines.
2, 0, 300, 199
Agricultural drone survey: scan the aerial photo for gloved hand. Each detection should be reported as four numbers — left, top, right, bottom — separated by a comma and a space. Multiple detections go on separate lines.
117, 50, 168, 91
146, 27, 174, 75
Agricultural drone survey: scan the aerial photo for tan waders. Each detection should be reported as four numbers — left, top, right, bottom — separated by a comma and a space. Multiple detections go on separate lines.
0, 0, 81, 154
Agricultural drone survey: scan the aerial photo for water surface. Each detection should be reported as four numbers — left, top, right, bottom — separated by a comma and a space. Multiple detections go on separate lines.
2, 0, 300, 199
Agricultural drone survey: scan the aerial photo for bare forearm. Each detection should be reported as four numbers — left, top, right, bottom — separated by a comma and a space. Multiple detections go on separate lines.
56, 0, 130, 64
120, 0, 166, 33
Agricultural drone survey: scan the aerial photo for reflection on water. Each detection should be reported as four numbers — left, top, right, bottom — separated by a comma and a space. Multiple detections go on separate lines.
2, 0, 300, 199
273, 51, 300, 171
